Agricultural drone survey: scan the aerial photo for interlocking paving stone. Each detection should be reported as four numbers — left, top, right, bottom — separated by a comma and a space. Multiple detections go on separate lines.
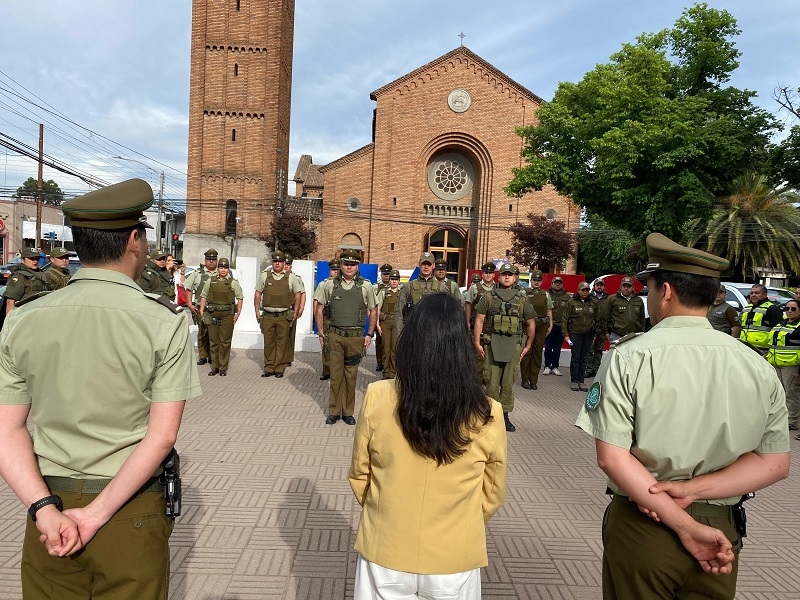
3, 348, 800, 599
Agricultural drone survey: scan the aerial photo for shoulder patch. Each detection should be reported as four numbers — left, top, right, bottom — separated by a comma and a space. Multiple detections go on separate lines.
612, 332, 645, 347
585, 382, 602, 411
144, 293, 184, 314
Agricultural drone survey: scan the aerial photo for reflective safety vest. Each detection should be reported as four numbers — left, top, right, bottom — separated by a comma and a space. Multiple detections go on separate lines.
767, 320, 800, 367
740, 301, 775, 348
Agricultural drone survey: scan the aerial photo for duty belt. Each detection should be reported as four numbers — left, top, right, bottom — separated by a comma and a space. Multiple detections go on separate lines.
379, 313, 396, 321
207, 304, 234, 312
329, 325, 364, 338
45, 475, 163, 495
534, 317, 549, 323
261, 308, 292, 317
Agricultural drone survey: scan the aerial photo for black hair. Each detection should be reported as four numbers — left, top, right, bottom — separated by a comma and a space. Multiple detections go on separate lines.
73, 224, 146, 265
649, 271, 718, 308
395, 292, 493, 466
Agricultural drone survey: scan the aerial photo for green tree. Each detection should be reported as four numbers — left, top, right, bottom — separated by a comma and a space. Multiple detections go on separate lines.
508, 214, 574, 272
687, 173, 800, 281
771, 85, 800, 189
263, 212, 317, 259
506, 3, 778, 242
15, 177, 65, 206
577, 215, 643, 280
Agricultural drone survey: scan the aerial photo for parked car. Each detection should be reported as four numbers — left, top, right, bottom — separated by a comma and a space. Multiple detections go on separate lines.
721, 282, 794, 311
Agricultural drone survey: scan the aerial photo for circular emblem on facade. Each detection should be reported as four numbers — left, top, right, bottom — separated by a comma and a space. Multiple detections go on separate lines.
448, 89, 472, 113
585, 382, 602, 412
427, 152, 475, 201
346, 197, 362, 212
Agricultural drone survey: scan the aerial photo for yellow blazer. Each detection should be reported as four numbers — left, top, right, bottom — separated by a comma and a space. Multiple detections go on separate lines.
349, 379, 507, 574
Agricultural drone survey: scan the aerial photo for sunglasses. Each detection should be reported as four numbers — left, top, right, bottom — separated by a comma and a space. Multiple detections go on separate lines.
788, 307, 799, 312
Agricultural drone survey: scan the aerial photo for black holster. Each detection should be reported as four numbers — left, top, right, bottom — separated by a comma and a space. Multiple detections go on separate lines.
323, 304, 332, 319
344, 352, 363, 367
159, 448, 182, 519
732, 492, 754, 547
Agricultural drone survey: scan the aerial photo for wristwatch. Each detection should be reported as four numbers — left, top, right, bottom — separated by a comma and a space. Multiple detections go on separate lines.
29, 495, 63, 522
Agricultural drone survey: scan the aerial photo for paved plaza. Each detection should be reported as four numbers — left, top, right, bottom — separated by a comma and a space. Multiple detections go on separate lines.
2, 349, 800, 599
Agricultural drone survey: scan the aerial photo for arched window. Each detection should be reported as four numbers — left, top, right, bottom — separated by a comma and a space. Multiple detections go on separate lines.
226, 200, 237, 236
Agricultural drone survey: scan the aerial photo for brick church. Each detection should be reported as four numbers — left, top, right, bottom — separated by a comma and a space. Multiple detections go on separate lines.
295, 47, 578, 284
183, 0, 577, 281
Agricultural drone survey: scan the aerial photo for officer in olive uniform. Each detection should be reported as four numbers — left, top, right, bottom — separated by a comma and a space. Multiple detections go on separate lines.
255, 251, 303, 378
313, 258, 341, 380
373, 263, 393, 372
543, 276, 569, 376
42, 248, 73, 291
519, 269, 553, 390
473, 263, 536, 432
314, 249, 377, 424
4, 248, 49, 314
740, 283, 784, 350
707, 285, 740, 337
0, 178, 201, 599
585, 279, 610, 377
433, 258, 463, 303
576, 233, 789, 600
375, 269, 401, 379
281, 256, 306, 368
185, 249, 218, 365
396, 252, 450, 334
137, 249, 175, 301
598, 276, 645, 344
199, 257, 243, 376
563, 281, 600, 391
464, 262, 496, 379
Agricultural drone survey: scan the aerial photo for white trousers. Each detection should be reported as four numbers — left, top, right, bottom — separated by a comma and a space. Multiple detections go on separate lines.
354, 554, 482, 600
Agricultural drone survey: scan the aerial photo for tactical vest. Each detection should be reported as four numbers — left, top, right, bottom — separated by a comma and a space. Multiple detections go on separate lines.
330, 277, 367, 328
15, 266, 50, 299
469, 282, 494, 326
707, 303, 733, 335
526, 288, 549, 321
740, 301, 775, 348
44, 266, 71, 291
767, 320, 800, 367
261, 272, 294, 309
410, 278, 445, 304
483, 288, 526, 338
207, 276, 235, 314
141, 264, 174, 299
380, 288, 399, 321
192, 267, 214, 306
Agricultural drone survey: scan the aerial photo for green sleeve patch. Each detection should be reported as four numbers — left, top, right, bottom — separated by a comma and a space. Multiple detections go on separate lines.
585, 382, 602, 411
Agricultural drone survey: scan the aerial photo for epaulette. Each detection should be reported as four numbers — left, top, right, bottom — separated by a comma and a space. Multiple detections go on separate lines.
611, 332, 645, 348
144, 293, 184, 314
14, 291, 52, 307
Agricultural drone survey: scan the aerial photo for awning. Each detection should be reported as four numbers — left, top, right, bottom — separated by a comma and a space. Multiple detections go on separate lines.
22, 222, 73, 242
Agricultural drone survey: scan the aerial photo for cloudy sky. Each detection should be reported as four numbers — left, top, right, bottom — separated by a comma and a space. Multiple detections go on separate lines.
2, 0, 798, 208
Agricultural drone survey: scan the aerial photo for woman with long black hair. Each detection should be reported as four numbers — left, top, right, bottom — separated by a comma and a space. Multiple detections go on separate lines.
349, 292, 507, 600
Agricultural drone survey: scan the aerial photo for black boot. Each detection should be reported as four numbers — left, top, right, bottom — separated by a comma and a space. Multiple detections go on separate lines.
503, 412, 516, 432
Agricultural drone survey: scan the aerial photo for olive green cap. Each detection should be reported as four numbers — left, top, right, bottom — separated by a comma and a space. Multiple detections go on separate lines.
20, 248, 40, 259
285, 254, 293, 264
434, 259, 448, 269
218, 258, 231, 268
149, 249, 167, 260
62, 178, 153, 230
204, 248, 219, 258
498, 263, 514, 274
329, 258, 342, 269
380, 263, 393, 273
481, 262, 496, 272
719, 283, 727, 292
620, 276, 634, 285
636, 233, 729, 281
471, 273, 481, 282
578, 281, 591, 290
419, 252, 435, 265
389, 269, 400, 278
512, 265, 520, 275
48, 247, 71, 258
340, 249, 360, 263
530, 269, 543, 280
272, 251, 287, 261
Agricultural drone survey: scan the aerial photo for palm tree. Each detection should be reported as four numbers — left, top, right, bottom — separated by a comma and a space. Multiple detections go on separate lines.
687, 173, 800, 281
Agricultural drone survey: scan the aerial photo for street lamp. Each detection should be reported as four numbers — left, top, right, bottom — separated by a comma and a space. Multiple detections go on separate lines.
112, 156, 164, 248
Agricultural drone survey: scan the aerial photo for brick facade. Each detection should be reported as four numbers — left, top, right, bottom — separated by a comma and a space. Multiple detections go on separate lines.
306, 47, 578, 284
184, 0, 294, 265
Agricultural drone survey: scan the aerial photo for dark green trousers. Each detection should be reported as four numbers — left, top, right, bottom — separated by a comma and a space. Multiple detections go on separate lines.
22, 490, 171, 600
519, 324, 547, 384
603, 495, 739, 600
208, 311, 235, 371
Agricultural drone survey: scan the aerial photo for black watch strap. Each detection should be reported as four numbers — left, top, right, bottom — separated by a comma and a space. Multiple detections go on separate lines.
29, 495, 63, 522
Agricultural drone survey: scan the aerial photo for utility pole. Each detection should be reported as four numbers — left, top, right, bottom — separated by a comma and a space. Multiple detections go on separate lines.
36, 124, 43, 248
156, 170, 164, 249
